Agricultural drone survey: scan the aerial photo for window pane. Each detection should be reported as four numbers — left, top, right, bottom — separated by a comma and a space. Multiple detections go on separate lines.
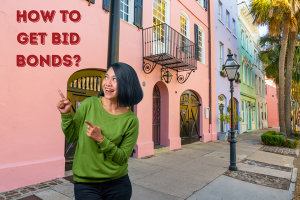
120, 11, 123, 20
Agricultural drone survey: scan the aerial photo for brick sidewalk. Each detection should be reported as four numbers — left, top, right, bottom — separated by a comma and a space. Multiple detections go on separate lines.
260, 146, 299, 156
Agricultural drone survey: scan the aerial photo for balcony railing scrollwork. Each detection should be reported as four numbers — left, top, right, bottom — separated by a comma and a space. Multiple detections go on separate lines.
142, 23, 197, 84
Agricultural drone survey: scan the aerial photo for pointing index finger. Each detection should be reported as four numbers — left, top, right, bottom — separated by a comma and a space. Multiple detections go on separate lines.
85, 120, 95, 127
57, 88, 66, 100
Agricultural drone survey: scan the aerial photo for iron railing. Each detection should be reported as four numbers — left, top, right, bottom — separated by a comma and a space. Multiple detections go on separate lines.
143, 23, 197, 72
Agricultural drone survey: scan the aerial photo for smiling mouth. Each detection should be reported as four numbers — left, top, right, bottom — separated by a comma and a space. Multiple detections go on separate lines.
105, 89, 114, 93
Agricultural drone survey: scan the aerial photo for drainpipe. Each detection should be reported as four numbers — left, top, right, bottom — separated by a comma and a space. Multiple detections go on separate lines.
208, 0, 212, 135
107, 0, 120, 69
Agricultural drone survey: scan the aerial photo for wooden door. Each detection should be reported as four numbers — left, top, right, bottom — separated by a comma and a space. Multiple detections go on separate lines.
180, 91, 201, 145
65, 69, 106, 170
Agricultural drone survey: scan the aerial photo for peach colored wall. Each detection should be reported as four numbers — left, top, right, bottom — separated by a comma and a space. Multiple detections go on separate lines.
0, 0, 216, 192
266, 84, 279, 127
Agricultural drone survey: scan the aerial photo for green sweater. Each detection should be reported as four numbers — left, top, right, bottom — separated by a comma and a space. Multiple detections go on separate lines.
61, 96, 139, 183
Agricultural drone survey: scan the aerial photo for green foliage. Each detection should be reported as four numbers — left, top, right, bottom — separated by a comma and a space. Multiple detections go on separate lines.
219, 114, 230, 124
233, 115, 243, 124
261, 131, 298, 148
259, 35, 300, 85
227, 106, 231, 113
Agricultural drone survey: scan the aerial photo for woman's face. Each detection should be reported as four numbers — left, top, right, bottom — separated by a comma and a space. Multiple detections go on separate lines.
102, 67, 118, 101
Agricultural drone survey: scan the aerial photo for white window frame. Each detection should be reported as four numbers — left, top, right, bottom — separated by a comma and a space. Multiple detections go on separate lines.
255, 75, 258, 94
120, 0, 134, 24
197, 0, 205, 8
232, 19, 235, 35
219, 1, 222, 21
243, 63, 246, 83
220, 43, 223, 70
247, 66, 250, 85
242, 100, 245, 122
241, 30, 244, 47
152, 0, 170, 26
226, 11, 229, 28
180, 10, 190, 39
197, 25, 205, 64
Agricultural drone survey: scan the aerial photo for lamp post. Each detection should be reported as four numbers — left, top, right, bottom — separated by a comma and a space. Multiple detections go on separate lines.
222, 51, 240, 171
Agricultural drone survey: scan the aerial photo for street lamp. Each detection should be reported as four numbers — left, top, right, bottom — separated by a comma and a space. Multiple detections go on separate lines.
222, 51, 240, 171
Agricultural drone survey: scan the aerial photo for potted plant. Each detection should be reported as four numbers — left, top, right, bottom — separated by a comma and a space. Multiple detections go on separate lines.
218, 114, 230, 141
235, 72, 241, 83
220, 70, 226, 77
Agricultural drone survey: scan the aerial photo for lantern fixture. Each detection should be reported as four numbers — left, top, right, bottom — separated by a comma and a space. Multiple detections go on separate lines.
222, 51, 240, 81
219, 104, 225, 111
161, 68, 173, 83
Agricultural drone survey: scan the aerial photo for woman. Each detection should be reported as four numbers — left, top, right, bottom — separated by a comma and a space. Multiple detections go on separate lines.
56, 62, 143, 200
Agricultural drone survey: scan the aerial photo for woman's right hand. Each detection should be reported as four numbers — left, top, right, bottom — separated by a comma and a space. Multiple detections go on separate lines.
57, 88, 72, 114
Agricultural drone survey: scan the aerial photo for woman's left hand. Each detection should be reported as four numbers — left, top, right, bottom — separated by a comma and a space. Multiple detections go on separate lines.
85, 120, 104, 143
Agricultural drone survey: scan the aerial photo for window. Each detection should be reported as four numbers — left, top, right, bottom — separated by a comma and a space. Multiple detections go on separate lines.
262, 79, 264, 96
218, 2, 221, 20
226, 11, 230, 28
265, 85, 267, 95
252, 105, 255, 122
195, 25, 205, 63
246, 35, 248, 51
249, 70, 252, 87
180, 12, 189, 53
247, 67, 250, 85
242, 101, 245, 122
255, 75, 258, 94
120, 0, 129, 22
153, 0, 166, 42
233, 19, 236, 35
243, 64, 246, 83
259, 77, 261, 95
241, 30, 244, 46
220, 43, 223, 70
197, 0, 206, 8
254, 50, 257, 65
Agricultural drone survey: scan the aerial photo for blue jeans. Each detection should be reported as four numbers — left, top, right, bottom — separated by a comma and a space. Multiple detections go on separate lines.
74, 174, 132, 200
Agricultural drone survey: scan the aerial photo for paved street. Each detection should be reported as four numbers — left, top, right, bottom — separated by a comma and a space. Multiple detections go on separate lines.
1, 127, 296, 200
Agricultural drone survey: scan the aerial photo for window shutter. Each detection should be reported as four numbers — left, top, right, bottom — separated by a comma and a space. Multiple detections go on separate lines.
194, 24, 199, 61
103, 0, 110, 12
134, 0, 143, 28
204, 0, 207, 10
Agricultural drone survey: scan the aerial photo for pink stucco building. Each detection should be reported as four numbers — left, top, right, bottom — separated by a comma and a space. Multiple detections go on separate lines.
0, 0, 216, 192
265, 77, 279, 127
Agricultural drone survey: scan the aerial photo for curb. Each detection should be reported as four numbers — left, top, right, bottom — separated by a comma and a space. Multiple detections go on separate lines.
291, 168, 297, 183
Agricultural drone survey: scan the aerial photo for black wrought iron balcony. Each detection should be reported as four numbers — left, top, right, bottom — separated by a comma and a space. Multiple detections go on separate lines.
142, 23, 197, 84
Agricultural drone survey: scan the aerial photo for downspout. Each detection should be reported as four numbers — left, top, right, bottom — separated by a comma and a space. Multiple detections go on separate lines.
208, 0, 212, 135
107, 0, 120, 69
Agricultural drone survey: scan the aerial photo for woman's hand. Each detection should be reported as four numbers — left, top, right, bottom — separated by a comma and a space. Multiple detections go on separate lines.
85, 120, 104, 143
56, 88, 72, 114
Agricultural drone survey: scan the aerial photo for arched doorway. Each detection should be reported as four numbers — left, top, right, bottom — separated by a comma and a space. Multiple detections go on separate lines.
153, 84, 161, 146
65, 69, 106, 170
180, 90, 201, 145
229, 98, 238, 131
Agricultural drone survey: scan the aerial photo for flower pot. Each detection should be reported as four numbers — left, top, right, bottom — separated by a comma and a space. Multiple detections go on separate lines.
218, 132, 228, 141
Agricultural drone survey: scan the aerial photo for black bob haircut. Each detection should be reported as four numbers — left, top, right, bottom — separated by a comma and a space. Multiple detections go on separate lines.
98, 62, 144, 107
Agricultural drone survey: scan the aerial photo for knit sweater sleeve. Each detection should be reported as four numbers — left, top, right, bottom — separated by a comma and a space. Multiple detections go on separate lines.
60, 102, 85, 143
97, 117, 139, 166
